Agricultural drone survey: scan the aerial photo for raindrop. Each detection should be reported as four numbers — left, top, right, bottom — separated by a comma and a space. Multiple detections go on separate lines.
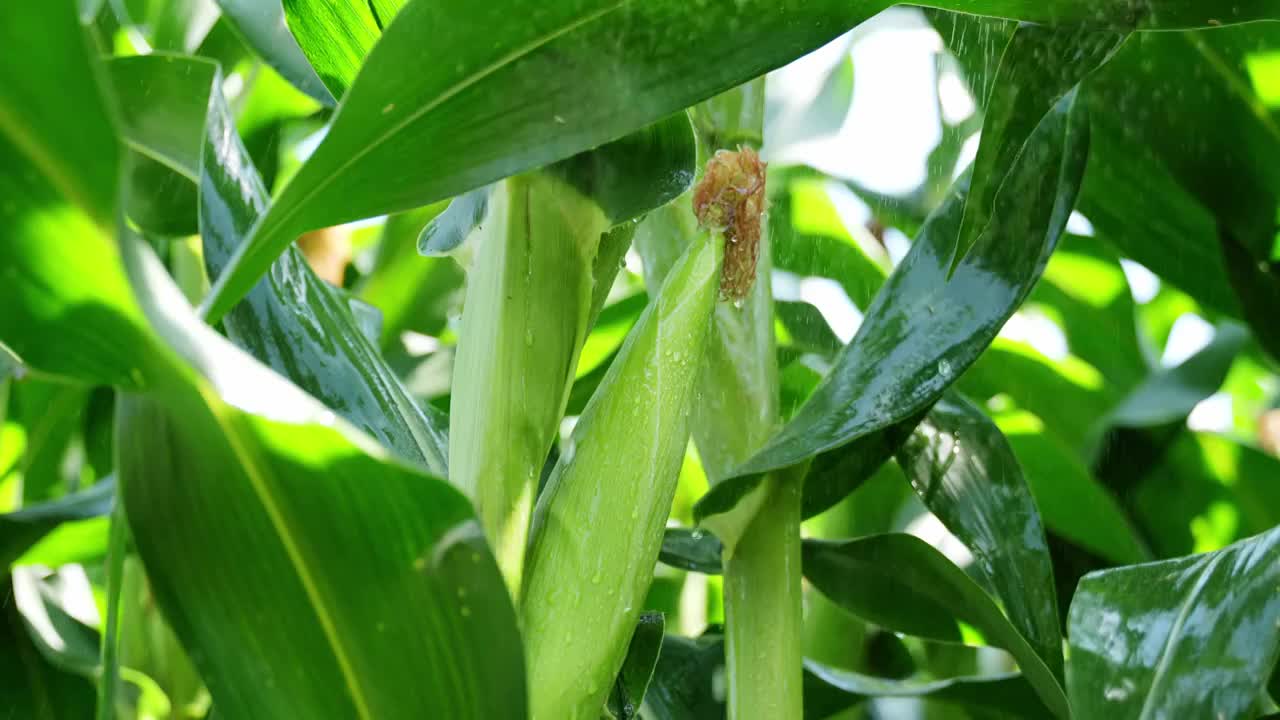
937, 359, 953, 378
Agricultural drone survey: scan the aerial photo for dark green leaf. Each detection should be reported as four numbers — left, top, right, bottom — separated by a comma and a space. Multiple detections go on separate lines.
11, 567, 102, 676
700, 90, 1090, 546
897, 394, 1064, 682
109, 54, 450, 474
607, 612, 664, 720
0, 479, 114, 569
1103, 322, 1247, 430
954, 23, 1124, 267
659, 527, 723, 575
803, 534, 1069, 718
215, 0, 335, 105
643, 633, 726, 720
1067, 526, 1280, 719
0, 582, 96, 719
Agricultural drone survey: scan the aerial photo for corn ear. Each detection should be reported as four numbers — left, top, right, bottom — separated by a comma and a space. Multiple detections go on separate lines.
449, 173, 610, 592
521, 226, 722, 720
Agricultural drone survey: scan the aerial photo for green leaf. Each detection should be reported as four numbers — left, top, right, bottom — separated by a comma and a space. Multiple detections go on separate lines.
997, 412, 1149, 566
200, 0, 896, 321
215, 0, 335, 105
115, 240, 526, 719
1102, 322, 1247, 431
0, 479, 114, 570
802, 534, 1070, 718
953, 23, 1124, 268
897, 394, 1064, 682
1029, 233, 1147, 391
803, 662, 1052, 720
659, 527, 723, 575
607, 612, 665, 720
11, 566, 102, 676
1066, 525, 1280, 718
699, 90, 1090, 548
417, 187, 491, 257
643, 633, 726, 720
0, 581, 96, 720
109, 54, 450, 475
283, 0, 383, 98
0, 1, 160, 389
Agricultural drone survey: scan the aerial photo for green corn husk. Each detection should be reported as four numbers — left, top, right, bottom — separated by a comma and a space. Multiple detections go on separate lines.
449, 172, 610, 592
521, 226, 722, 720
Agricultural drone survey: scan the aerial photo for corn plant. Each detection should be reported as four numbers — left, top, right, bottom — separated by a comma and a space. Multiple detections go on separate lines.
4, 1, 1280, 719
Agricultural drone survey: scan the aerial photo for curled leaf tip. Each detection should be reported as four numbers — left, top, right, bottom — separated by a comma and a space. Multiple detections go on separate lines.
693, 146, 766, 302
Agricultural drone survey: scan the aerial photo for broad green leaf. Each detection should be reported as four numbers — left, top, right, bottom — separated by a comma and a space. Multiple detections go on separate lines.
699, 90, 1090, 549
0, 1, 160, 389
803, 533, 1069, 718
523, 225, 721, 720
115, 239, 526, 719
803, 662, 1052, 720
607, 612, 665, 720
0, 480, 114, 570
199, 0, 896, 321
953, 23, 1125, 267
8, 381, 91, 503
1067, 525, 1280, 718
897, 394, 1064, 682
0, 581, 96, 719
215, 0, 334, 105
109, 54, 451, 475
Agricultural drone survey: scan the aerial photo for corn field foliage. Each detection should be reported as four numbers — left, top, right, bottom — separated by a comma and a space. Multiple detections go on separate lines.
3, 1, 1280, 719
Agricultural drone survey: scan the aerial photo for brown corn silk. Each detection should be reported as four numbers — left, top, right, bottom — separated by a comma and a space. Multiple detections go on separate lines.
693, 147, 766, 301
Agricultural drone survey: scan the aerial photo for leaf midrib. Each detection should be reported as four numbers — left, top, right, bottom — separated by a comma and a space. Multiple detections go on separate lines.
204, 391, 373, 720
253, 0, 628, 258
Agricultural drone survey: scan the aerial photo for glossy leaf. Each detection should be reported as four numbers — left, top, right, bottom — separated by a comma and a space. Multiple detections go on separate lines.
897, 394, 1064, 682
699, 90, 1090, 548
659, 527, 723, 575
607, 612, 664, 720
418, 187, 491, 257
109, 54, 450, 474
645, 632, 728, 720
954, 23, 1124, 266
282, 0, 382, 98
803, 534, 1070, 718
215, 0, 334, 105
1067, 525, 1280, 718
